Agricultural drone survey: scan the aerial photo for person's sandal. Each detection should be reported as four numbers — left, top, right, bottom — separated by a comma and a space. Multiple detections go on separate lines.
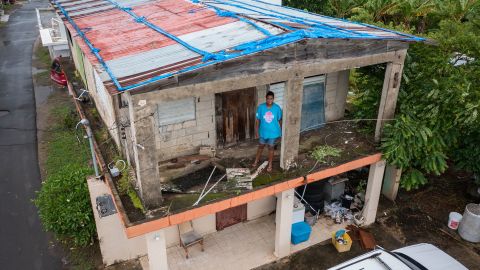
267, 166, 272, 172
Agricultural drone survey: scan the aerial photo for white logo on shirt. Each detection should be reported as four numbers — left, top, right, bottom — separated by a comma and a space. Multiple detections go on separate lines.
264, 111, 274, 123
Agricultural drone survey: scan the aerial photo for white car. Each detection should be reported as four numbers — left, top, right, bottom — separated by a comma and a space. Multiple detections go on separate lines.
328, 243, 467, 270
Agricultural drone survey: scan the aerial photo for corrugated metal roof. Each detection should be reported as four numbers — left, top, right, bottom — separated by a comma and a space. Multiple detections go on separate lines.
52, 0, 423, 93
106, 20, 282, 78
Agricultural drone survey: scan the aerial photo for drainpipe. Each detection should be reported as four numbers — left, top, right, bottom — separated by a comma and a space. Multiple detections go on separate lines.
77, 119, 100, 177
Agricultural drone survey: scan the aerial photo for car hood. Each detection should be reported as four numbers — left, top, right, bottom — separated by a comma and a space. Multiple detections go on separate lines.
394, 243, 467, 270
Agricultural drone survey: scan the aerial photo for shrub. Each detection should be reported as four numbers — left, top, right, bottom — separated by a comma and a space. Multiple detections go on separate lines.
35, 164, 95, 247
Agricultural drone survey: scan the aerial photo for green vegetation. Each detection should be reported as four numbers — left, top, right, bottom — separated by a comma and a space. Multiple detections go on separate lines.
117, 166, 145, 213
167, 193, 230, 212
310, 145, 342, 163
286, 0, 480, 190
253, 172, 285, 187
35, 104, 96, 246
34, 45, 51, 67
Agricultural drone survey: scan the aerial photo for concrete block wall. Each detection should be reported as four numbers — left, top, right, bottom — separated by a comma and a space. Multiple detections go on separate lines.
256, 85, 268, 106
325, 70, 350, 122
155, 94, 216, 161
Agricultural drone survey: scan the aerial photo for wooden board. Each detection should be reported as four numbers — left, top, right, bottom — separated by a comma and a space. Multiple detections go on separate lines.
217, 88, 256, 146
216, 204, 247, 230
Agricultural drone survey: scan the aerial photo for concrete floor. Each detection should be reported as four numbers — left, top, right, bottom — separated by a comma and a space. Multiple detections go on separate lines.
140, 214, 346, 270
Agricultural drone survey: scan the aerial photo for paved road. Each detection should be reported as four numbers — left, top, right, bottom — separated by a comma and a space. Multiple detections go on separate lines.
0, 1, 63, 269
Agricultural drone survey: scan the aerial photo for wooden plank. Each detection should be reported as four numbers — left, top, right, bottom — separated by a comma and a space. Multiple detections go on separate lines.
216, 204, 247, 230
374, 50, 406, 142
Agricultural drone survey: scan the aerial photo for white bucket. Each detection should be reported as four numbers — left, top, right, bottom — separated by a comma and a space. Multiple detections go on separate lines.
448, 212, 462, 230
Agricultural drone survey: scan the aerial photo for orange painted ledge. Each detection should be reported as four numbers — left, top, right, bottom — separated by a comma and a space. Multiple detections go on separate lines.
125, 153, 383, 238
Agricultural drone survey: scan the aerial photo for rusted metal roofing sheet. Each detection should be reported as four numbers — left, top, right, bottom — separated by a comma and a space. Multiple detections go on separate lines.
52, 0, 423, 93
106, 20, 283, 78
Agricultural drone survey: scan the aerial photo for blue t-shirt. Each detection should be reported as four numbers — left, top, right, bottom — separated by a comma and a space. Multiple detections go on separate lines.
256, 103, 282, 139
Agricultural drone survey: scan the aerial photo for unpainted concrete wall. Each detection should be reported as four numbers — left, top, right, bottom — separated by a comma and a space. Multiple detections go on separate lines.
325, 70, 350, 122
154, 94, 216, 161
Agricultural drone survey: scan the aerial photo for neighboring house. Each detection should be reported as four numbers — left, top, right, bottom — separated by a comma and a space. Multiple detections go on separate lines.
51, 0, 423, 269
36, 7, 70, 59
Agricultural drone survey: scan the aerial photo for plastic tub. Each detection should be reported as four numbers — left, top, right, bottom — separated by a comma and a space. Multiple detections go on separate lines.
331, 232, 352, 253
458, 204, 480, 243
448, 212, 462, 230
291, 222, 311, 245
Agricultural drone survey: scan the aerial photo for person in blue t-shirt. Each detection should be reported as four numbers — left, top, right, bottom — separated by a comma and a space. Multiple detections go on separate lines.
252, 91, 282, 172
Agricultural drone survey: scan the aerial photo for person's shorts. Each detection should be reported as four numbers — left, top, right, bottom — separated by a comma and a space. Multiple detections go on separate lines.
259, 137, 278, 147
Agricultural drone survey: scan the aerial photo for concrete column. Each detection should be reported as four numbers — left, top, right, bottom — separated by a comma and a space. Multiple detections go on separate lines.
382, 165, 402, 201
280, 73, 304, 170
374, 50, 407, 142
363, 160, 386, 225
274, 189, 294, 258
146, 229, 169, 270
129, 94, 163, 209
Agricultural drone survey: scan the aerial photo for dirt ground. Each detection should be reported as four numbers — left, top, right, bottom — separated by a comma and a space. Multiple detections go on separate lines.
257, 168, 480, 270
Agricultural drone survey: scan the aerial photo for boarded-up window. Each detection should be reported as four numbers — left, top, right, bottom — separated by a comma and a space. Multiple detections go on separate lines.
157, 98, 196, 126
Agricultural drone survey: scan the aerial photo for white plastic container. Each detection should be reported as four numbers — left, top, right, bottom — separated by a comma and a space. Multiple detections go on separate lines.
292, 197, 305, 224
458, 204, 480, 243
448, 212, 462, 230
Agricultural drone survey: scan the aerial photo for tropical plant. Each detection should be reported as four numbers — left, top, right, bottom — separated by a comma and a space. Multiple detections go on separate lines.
286, 0, 480, 189
35, 165, 95, 246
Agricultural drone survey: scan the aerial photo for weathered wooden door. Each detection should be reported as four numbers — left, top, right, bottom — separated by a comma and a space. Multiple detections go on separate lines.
216, 204, 247, 230
216, 88, 256, 146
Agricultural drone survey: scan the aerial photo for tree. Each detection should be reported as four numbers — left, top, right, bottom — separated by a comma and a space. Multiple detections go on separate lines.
286, 0, 480, 189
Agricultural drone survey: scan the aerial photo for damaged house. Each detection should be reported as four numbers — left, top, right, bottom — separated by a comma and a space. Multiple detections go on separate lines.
50, 0, 424, 269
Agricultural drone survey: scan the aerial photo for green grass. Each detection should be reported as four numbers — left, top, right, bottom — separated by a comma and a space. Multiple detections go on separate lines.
46, 105, 90, 172
36, 102, 95, 247
253, 172, 284, 187
35, 45, 51, 67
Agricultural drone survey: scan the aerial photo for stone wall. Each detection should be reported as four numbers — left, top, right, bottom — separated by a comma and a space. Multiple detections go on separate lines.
155, 95, 216, 161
